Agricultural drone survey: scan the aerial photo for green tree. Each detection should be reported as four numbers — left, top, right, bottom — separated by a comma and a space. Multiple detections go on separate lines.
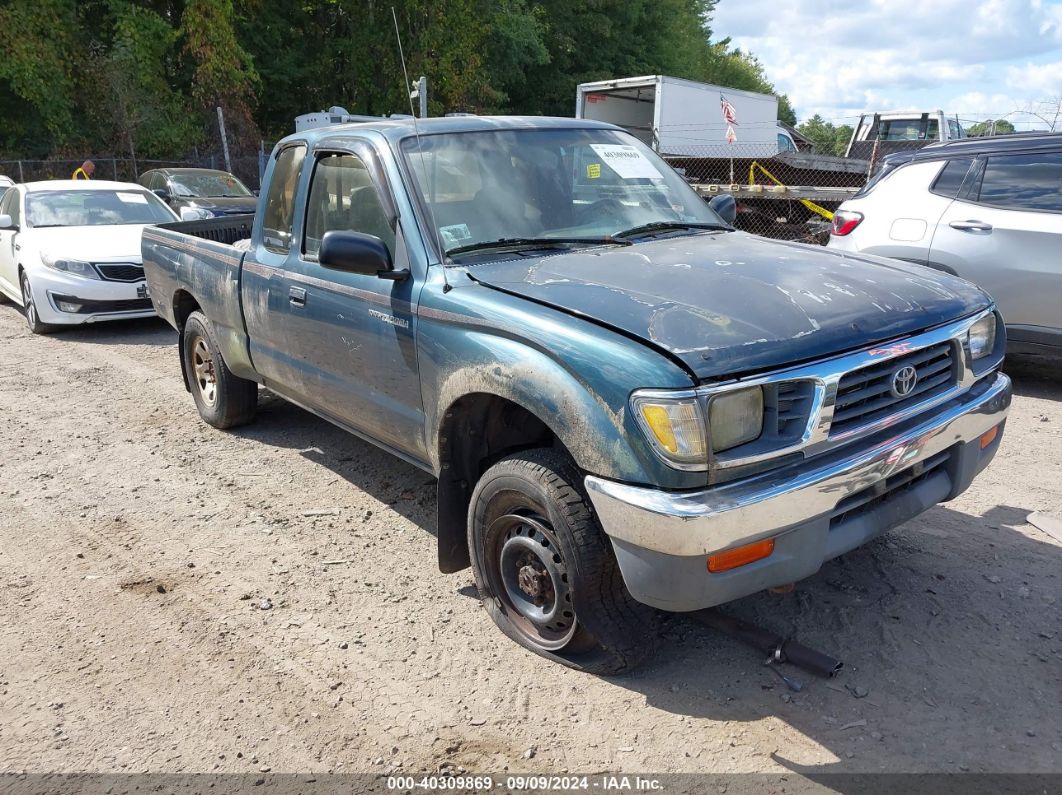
966, 119, 1016, 136
87, 4, 196, 161
182, 0, 260, 151
0, 0, 83, 151
796, 114, 853, 156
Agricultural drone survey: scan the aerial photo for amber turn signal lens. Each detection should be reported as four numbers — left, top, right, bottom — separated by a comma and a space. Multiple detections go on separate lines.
980, 425, 999, 449
707, 538, 775, 573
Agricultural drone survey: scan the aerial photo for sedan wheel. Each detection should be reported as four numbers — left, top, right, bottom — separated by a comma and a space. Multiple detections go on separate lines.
20, 274, 53, 335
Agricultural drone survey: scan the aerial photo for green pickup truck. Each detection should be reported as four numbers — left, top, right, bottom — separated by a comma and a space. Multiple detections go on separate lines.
142, 116, 1011, 673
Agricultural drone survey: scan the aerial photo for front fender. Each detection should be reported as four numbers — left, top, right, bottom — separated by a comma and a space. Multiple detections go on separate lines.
431, 339, 635, 480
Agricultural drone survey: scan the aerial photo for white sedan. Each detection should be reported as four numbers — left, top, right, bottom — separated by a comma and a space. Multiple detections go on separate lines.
0, 180, 179, 333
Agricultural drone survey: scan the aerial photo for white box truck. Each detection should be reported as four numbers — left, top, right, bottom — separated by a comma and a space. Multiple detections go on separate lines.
575, 75, 796, 158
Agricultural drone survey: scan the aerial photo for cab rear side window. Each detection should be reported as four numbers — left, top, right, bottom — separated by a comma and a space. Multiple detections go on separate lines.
929, 157, 975, 198
262, 145, 307, 253
977, 151, 1062, 212
303, 153, 396, 260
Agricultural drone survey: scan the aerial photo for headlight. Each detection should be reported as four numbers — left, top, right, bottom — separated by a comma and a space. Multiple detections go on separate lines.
708, 387, 764, 452
179, 206, 214, 221
40, 253, 100, 279
967, 315, 996, 360
632, 392, 707, 469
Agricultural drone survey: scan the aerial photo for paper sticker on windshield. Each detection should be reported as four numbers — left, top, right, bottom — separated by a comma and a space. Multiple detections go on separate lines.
589, 144, 662, 179
439, 224, 472, 247
116, 192, 149, 204
586, 163, 601, 179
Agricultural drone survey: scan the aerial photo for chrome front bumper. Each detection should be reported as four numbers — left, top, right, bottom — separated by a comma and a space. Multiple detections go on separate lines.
585, 373, 1011, 611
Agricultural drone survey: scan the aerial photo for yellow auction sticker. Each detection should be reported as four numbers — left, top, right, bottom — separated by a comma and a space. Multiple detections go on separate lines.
586, 163, 601, 179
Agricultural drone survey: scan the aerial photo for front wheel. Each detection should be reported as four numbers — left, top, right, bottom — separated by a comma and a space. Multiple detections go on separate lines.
181, 311, 257, 429
21, 273, 54, 335
468, 449, 659, 675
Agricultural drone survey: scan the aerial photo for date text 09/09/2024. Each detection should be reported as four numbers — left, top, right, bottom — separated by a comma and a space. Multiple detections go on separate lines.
386, 775, 664, 791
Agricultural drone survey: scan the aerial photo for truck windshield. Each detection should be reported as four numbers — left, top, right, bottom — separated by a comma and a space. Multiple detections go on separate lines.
401, 128, 725, 256
26, 190, 177, 227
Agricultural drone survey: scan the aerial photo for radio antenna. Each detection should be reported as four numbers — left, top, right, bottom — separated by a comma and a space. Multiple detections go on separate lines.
391, 6, 452, 292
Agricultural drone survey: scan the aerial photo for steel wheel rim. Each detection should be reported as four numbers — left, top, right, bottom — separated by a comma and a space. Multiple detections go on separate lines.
484, 511, 577, 651
21, 278, 36, 327
190, 335, 218, 407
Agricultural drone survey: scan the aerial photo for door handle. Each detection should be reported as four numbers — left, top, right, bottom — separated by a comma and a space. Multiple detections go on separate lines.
289, 286, 307, 307
949, 220, 993, 232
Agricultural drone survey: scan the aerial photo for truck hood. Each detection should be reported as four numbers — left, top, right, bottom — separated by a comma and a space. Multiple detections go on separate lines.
468, 232, 990, 379
28, 224, 150, 262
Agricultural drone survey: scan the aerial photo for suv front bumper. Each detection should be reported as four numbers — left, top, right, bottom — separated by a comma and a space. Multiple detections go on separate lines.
585, 372, 1011, 612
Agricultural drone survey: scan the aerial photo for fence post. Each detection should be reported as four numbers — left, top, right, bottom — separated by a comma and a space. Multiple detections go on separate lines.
112, 158, 118, 180
216, 106, 232, 173
18, 160, 24, 182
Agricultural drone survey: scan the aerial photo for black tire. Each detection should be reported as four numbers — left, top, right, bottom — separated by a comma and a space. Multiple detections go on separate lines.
181, 310, 257, 429
468, 448, 659, 675
20, 273, 55, 335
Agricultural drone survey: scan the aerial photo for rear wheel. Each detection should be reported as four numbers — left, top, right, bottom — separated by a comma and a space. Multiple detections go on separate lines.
20, 273, 54, 335
468, 449, 659, 675
181, 310, 257, 429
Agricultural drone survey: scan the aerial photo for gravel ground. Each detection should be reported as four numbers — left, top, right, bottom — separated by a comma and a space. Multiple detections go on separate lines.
0, 306, 1059, 779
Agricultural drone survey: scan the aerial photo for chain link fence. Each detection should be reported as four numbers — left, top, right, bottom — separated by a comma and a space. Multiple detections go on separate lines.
2, 139, 947, 246
0, 152, 268, 191
662, 140, 942, 244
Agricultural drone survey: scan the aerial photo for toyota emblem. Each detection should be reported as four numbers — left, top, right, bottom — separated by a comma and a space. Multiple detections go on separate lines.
891, 365, 918, 398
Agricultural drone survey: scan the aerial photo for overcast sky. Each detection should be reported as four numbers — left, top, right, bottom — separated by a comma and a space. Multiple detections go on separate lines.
712, 0, 1062, 129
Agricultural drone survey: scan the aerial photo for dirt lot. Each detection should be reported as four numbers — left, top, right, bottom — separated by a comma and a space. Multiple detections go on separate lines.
0, 305, 1059, 781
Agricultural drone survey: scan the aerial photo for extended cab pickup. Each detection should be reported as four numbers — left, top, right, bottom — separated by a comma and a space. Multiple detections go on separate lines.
142, 117, 1011, 673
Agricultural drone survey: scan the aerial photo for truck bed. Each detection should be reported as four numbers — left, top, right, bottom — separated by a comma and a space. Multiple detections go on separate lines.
141, 216, 252, 349
158, 214, 254, 246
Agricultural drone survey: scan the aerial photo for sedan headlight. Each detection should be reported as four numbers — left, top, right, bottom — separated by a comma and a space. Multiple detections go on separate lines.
967, 315, 996, 360
179, 206, 214, 221
708, 387, 764, 452
40, 253, 100, 280
632, 392, 707, 469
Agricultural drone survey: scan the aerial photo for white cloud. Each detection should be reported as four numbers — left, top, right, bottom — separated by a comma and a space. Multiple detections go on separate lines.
1005, 60, 1062, 96
712, 0, 1062, 123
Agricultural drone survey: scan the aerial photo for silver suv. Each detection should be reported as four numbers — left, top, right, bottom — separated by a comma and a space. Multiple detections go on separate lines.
828, 132, 1062, 355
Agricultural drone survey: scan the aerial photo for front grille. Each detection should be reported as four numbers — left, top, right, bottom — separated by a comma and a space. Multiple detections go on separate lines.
774, 381, 813, 438
95, 263, 144, 282
830, 342, 956, 436
829, 449, 951, 529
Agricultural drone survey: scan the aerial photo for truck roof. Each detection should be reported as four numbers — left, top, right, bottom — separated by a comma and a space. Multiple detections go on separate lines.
286, 115, 621, 148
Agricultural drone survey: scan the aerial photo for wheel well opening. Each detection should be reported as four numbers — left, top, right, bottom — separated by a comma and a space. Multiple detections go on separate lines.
435, 394, 566, 573
173, 290, 201, 329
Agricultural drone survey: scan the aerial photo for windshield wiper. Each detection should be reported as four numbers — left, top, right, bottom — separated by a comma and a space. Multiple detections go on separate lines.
446, 236, 631, 257
614, 221, 731, 239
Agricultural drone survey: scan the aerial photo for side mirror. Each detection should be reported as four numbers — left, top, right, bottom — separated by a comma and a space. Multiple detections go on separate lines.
153, 189, 171, 202
0, 213, 13, 230
319, 230, 401, 279
708, 194, 737, 226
